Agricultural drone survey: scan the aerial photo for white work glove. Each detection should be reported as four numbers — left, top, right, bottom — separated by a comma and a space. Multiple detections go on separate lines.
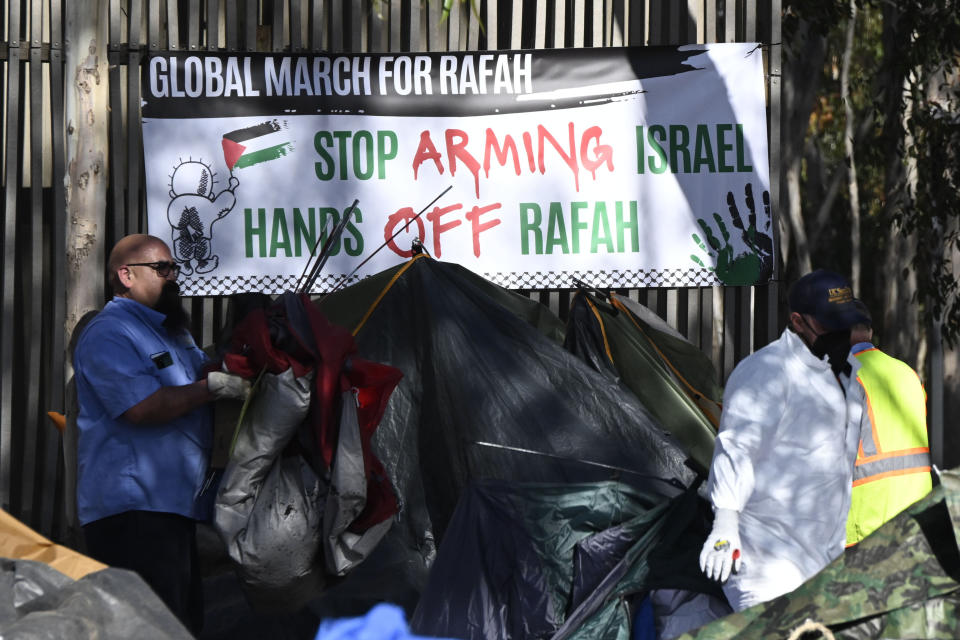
207, 371, 251, 401
699, 508, 742, 583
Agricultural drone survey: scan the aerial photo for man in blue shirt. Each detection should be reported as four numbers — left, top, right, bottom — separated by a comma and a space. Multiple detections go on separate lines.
73, 234, 248, 633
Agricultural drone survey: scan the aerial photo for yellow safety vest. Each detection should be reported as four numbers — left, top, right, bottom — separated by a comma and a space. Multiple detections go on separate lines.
846, 347, 932, 546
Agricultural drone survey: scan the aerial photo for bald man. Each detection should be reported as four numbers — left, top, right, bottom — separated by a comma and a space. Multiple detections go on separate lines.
73, 234, 247, 633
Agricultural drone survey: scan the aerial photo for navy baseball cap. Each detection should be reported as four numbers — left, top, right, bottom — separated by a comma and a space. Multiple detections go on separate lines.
788, 269, 870, 331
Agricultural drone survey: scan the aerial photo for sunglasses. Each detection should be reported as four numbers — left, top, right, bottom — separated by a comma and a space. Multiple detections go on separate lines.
126, 261, 181, 278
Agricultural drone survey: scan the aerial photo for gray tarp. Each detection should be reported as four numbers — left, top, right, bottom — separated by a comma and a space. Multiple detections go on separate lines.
0, 558, 192, 639
214, 368, 324, 609
214, 367, 394, 609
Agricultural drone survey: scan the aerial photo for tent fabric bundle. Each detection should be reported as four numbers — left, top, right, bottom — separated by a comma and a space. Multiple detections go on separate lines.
563, 290, 721, 476
677, 467, 960, 639
409, 480, 724, 640
214, 368, 324, 608
213, 292, 403, 608
313, 255, 699, 613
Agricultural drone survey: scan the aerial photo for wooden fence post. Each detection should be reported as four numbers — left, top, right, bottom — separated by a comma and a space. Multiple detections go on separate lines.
63, 0, 110, 542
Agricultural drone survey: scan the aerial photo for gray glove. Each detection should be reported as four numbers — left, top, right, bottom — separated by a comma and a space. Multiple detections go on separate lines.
208, 371, 251, 401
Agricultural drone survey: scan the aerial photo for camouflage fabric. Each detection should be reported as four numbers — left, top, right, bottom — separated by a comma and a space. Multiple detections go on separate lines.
678, 467, 960, 639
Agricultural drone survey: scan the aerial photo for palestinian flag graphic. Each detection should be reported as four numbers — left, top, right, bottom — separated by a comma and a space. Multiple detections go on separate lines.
221, 120, 293, 170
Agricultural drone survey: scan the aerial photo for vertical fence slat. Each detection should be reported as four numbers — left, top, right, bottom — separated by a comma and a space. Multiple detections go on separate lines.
667, 0, 679, 44
655, 286, 668, 321
684, 289, 699, 346
206, 0, 220, 49
592, 0, 602, 45
447, 0, 461, 50
611, 0, 624, 46
666, 289, 678, 330
148, 0, 161, 50
427, 0, 444, 51
722, 287, 737, 378
244, 0, 257, 51
552, 0, 565, 47
767, 0, 782, 344
128, 1, 144, 233
308, 0, 322, 49
330, 0, 343, 51
389, 0, 401, 50
1, 0, 23, 513
737, 286, 753, 361
507, 1, 520, 48
724, 0, 735, 42
272, 0, 284, 51
648, 0, 662, 44
109, 0, 121, 45
211, 297, 225, 346
572, 0, 584, 46
627, 0, 644, 46
533, 0, 546, 48
368, 0, 385, 52
466, 0, 479, 50
20, 0, 47, 530
705, 0, 716, 42
187, 0, 200, 50
689, 0, 702, 43
48, 0, 69, 542
485, 0, 496, 49
167, 0, 181, 48
290, 0, 304, 50
225, 0, 238, 49
109, 0, 126, 244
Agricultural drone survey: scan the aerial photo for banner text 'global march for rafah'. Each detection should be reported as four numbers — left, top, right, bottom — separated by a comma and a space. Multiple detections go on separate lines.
140, 44, 772, 295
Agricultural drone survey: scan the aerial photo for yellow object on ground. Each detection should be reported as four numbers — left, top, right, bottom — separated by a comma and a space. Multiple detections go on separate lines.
0, 508, 105, 579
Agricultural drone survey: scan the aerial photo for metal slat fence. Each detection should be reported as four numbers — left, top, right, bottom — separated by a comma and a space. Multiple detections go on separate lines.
0, 0, 782, 542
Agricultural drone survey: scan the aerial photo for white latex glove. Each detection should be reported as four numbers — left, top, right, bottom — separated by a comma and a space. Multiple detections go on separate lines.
208, 371, 251, 401
699, 508, 742, 583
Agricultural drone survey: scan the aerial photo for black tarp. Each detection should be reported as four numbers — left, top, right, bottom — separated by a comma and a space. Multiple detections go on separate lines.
312, 256, 699, 614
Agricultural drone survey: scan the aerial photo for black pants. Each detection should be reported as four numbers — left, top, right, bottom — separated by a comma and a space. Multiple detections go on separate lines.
83, 510, 204, 635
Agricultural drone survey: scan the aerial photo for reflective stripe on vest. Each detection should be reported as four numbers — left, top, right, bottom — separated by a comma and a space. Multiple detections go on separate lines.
852, 452, 931, 485
852, 348, 930, 486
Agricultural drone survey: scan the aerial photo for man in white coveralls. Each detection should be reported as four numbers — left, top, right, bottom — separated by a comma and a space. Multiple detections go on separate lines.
699, 269, 867, 611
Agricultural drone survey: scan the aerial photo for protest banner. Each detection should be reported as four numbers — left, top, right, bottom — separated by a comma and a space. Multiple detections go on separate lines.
141, 44, 771, 295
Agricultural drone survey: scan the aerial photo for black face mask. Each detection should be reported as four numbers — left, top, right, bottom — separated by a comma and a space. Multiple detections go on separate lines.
811, 329, 852, 375
156, 280, 190, 334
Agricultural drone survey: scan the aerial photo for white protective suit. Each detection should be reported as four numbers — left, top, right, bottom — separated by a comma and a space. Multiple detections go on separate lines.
707, 328, 861, 611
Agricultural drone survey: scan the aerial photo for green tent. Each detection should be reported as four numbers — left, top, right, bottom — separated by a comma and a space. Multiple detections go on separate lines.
679, 468, 960, 639
564, 290, 722, 475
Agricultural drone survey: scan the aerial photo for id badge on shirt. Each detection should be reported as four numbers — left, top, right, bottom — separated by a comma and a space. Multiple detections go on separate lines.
151, 351, 174, 369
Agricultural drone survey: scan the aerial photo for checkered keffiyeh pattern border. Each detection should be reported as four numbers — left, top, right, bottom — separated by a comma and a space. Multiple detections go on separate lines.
484, 268, 720, 289
179, 268, 719, 295
178, 273, 360, 295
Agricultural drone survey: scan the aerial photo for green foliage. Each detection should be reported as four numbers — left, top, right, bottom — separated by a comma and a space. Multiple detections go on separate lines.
786, 0, 960, 345
876, 1, 960, 343
783, 0, 849, 38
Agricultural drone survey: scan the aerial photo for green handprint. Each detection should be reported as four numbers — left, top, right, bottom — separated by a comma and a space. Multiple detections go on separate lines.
691, 184, 773, 286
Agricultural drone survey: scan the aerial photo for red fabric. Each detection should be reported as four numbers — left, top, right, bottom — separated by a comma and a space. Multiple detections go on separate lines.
226, 307, 314, 378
